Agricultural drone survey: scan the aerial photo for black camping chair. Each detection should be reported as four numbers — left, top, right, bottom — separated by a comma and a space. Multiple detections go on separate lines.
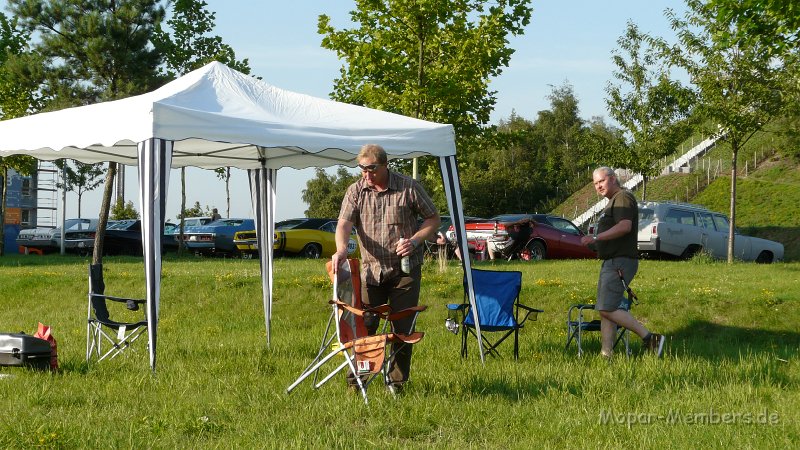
446, 268, 543, 359
566, 269, 638, 357
86, 264, 148, 363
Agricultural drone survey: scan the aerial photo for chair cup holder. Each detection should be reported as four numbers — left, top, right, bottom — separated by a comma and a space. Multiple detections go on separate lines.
445, 308, 460, 334
444, 318, 459, 335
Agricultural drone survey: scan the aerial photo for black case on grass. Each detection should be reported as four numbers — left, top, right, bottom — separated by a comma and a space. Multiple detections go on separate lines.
0, 333, 52, 370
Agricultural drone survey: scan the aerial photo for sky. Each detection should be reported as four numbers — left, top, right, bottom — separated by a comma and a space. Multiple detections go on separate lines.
4, 0, 687, 222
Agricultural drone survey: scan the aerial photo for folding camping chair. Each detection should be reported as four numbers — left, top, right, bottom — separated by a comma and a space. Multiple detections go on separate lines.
86, 264, 149, 363
565, 268, 638, 357
286, 259, 426, 404
446, 268, 543, 359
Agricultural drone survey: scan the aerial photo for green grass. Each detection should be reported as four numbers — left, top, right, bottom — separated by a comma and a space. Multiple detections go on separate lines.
1, 255, 798, 448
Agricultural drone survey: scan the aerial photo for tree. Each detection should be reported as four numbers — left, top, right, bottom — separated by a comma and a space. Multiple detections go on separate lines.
533, 83, 587, 187
706, 0, 799, 55
302, 168, 359, 218
0, 12, 38, 118
1, 12, 39, 256
110, 199, 139, 220
457, 121, 546, 217
177, 201, 210, 219
8, 0, 167, 264
661, 0, 792, 263
213, 167, 231, 217
318, 0, 532, 180
54, 159, 105, 218
604, 21, 695, 201
153, 0, 250, 253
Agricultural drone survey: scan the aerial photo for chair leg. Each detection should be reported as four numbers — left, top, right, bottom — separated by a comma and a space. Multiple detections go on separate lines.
513, 328, 519, 360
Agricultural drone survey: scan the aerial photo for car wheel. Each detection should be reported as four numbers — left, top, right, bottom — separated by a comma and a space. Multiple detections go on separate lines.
522, 240, 546, 261
302, 243, 322, 259
755, 251, 773, 264
680, 245, 702, 260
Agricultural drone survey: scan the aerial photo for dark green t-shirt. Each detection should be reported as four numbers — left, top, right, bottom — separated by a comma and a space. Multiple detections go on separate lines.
596, 189, 638, 259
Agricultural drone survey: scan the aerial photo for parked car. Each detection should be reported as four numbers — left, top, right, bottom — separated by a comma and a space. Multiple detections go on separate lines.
168, 216, 214, 234
58, 218, 102, 255
103, 219, 179, 256
17, 218, 99, 254
233, 218, 359, 259
180, 218, 255, 256
16, 226, 60, 254
274, 218, 359, 259
233, 229, 259, 258
634, 201, 784, 262
446, 213, 596, 260
422, 214, 484, 258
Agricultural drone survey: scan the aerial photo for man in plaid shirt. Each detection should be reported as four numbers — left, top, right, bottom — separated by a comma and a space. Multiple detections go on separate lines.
333, 144, 440, 392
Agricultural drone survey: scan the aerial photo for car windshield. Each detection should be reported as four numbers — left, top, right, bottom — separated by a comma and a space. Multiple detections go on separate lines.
491, 214, 531, 223
549, 217, 581, 235
107, 220, 137, 230
275, 219, 307, 230
214, 219, 247, 226
64, 218, 95, 230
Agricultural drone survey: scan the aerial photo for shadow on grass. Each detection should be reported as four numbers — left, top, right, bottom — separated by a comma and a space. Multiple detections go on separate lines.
669, 319, 800, 360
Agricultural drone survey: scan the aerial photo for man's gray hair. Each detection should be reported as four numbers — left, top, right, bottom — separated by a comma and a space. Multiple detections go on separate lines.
358, 144, 388, 164
594, 166, 619, 184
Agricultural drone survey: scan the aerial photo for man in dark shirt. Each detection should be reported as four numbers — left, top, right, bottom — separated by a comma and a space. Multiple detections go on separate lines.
580, 166, 665, 358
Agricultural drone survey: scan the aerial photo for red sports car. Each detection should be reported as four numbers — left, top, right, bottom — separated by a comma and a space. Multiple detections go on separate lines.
446, 213, 596, 260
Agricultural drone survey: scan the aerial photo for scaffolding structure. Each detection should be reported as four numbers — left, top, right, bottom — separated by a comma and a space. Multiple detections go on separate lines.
35, 160, 59, 229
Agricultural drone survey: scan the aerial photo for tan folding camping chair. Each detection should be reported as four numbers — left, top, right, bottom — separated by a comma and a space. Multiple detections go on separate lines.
286, 259, 425, 404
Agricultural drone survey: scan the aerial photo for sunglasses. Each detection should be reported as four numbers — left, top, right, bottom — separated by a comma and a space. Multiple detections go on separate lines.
358, 163, 384, 173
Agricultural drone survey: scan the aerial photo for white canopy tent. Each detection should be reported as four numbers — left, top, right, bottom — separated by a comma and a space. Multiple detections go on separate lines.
0, 62, 483, 370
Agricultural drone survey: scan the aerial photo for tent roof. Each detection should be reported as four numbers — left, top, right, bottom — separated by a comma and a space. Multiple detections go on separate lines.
0, 62, 456, 170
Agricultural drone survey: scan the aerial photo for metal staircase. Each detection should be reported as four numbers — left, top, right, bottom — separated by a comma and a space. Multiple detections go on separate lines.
572, 135, 720, 227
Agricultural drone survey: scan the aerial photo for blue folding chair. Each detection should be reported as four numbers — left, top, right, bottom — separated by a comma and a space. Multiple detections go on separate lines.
446, 268, 543, 359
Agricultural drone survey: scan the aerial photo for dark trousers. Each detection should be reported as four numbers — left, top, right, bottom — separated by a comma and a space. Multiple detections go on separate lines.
362, 264, 421, 385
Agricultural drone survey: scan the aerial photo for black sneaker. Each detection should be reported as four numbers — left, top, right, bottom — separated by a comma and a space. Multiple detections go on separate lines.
646, 334, 666, 358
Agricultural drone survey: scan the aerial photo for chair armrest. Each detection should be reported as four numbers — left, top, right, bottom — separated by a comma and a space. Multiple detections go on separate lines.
446, 303, 469, 311
387, 305, 427, 321
89, 293, 145, 304
518, 303, 543, 323
518, 304, 544, 313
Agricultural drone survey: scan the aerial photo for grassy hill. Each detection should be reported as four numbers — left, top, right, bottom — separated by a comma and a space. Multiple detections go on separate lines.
551, 128, 800, 261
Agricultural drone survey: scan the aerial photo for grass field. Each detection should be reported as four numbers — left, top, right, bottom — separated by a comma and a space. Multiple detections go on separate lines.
1, 254, 798, 448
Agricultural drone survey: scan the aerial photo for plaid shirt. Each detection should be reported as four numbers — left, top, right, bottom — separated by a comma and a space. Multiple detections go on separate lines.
339, 170, 438, 285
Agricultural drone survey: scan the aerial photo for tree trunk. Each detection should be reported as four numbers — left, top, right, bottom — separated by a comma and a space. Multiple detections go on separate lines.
641, 175, 648, 202
727, 144, 738, 264
179, 167, 186, 255
92, 162, 116, 264
225, 167, 231, 217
